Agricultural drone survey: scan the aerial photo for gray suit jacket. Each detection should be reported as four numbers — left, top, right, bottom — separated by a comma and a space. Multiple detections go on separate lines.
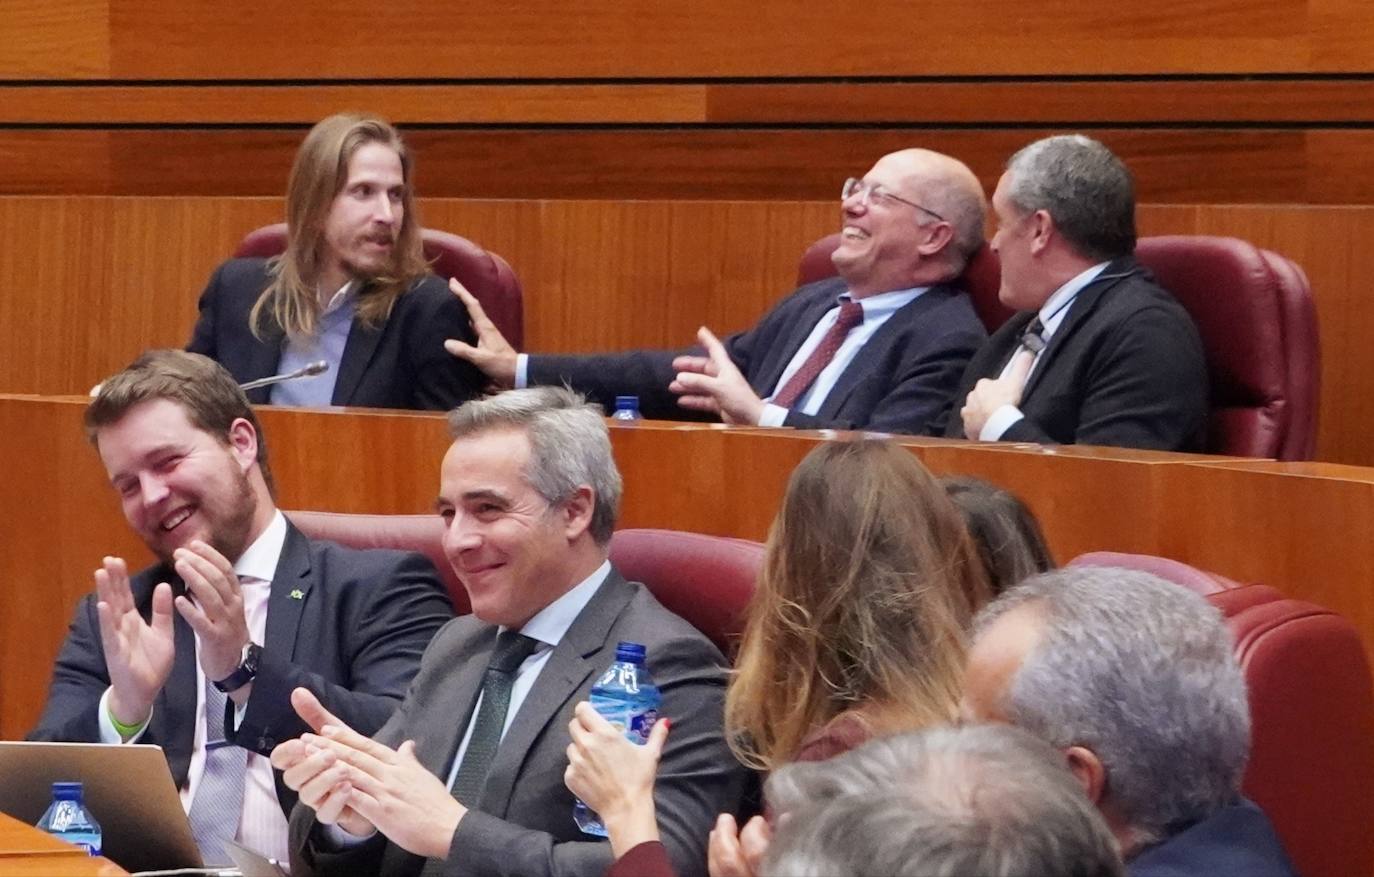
290, 570, 749, 877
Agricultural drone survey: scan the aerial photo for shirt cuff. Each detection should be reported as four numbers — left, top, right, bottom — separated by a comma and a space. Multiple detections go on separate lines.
758, 403, 789, 427
98, 687, 150, 744
324, 823, 379, 848
980, 405, 1025, 441
515, 354, 530, 389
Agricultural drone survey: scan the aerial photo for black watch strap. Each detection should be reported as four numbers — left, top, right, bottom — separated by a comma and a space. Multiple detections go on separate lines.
213, 643, 262, 693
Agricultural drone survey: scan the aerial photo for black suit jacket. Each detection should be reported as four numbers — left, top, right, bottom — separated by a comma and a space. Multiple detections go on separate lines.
29, 522, 455, 818
187, 258, 484, 411
944, 259, 1208, 450
290, 570, 750, 877
529, 277, 986, 436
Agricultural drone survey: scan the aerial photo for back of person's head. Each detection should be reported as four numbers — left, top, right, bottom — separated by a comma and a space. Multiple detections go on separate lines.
763, 724, 1125, 877
1004, 134, 1136, 262
85, 349, 274, 494
447, 387, 622, 545
972, 566, 1250, 852
942, 476, 1054, 595
256, 112, 428, 340
726, 439, 991, 771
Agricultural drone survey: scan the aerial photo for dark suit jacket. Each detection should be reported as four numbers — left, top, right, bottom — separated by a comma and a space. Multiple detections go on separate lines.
529, 278, 986, 436
943, 259, 1208, 450
187, 258, 484, 411
29, 522, 455, 818
1128, 799, 1296, 877
290, 570, 750, 877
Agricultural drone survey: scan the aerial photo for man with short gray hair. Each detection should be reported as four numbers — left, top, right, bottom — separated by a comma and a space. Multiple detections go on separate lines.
277, 387, 747, 877
947, 134, 1207, 450
762, 723, 1124, 877
962, 566, 1295, 876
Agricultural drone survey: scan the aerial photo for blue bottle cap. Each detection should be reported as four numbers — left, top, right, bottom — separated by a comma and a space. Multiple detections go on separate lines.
51, 782, 83, 800
615, 641, 647, 662
614, 396, 639, 410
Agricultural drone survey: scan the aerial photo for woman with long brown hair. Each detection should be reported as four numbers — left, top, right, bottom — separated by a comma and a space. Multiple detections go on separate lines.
565, 438, 991, 877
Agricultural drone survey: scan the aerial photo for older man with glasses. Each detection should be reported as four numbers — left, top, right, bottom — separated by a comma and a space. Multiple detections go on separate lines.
444, 149, 988, 436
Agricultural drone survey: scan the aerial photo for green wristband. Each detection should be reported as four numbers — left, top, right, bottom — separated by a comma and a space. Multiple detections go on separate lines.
108, 705, 149, 738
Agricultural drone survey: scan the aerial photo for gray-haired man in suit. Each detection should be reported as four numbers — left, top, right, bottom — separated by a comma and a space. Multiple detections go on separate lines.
276, 387, 748, 877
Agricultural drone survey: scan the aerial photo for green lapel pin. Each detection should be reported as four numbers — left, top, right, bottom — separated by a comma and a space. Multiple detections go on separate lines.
289, 589, 305, 600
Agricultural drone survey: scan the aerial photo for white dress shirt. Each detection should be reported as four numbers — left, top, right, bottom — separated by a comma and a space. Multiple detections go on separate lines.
980, 263, 1109, 441
98, 510, 291, 864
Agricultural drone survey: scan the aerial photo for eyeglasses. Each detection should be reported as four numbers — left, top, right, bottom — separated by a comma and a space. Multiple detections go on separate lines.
841, 177, 946, 222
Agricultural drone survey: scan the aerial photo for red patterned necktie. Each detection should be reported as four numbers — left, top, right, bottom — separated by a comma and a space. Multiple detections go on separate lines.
771, 298, 865, 409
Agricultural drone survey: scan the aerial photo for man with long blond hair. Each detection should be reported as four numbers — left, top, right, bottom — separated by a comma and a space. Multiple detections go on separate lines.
188, 113, 484, 410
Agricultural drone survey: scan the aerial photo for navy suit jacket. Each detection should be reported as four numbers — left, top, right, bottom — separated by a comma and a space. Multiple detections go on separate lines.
187, 258, 484, 411
944, 258, 1208, 450
529, 277, 985, 436
29, 522, 455, 818
1129, 799, 1297, 877
290, 570, 750, 877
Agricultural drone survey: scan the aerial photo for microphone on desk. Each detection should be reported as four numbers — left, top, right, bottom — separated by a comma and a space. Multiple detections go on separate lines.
239, 360, 330, 392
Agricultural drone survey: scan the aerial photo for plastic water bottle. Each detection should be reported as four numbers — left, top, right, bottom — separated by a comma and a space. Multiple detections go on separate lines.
573, 641, 661, 836
611, 396, 643, 421
36, 782, 102, 856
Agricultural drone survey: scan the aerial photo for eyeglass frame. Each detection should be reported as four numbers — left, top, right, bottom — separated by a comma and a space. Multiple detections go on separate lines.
841, 177, 946, 222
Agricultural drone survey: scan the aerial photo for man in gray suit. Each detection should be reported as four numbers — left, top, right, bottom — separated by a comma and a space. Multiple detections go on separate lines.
274, 387, 748, 877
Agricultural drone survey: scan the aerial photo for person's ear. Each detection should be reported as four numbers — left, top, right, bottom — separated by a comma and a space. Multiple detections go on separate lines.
1064, 745, 1107, 803
226, 418, 259, 473
559, 485, 596, 541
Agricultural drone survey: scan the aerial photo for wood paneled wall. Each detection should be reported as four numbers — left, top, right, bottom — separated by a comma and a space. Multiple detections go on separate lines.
0, 196, 1369, 463
5, 0, 1373, 78
8, 127, 1374, 203
4, 398, 1373, 740
5, 1, 1374, 199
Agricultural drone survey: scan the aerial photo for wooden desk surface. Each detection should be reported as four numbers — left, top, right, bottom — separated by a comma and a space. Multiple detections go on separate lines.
0, 813, 127, 876
2, 395, 1372, 739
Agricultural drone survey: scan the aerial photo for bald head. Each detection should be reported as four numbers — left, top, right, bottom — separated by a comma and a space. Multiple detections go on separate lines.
834, 149, 986, 297
880, 149, 986, 266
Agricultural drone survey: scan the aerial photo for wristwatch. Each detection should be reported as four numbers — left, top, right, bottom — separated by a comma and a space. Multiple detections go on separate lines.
213, 643, 263, 693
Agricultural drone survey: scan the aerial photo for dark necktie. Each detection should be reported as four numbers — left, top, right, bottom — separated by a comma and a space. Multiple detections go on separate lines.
1019, 317, 1046, 355
771, 298, 865, 409
449, 631, 540, 806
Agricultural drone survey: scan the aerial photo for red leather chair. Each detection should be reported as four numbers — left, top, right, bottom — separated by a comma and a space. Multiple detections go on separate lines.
1069, 551, 1374, 877
234, 223, 525, 348
797, 234, 1319, 459
1134, 237, 1319, 461
285, 512, 761, 656
606, 528, 762, 657
797, 234, 1013, 333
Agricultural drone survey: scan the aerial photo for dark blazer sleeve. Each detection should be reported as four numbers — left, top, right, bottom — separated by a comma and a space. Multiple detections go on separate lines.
187, 261, 226, 360
229, 551, 454, 753
27, 594, 112, 743
526, 349, 691, 420
1001, 303, 1208, 450
391, 276, 486, 411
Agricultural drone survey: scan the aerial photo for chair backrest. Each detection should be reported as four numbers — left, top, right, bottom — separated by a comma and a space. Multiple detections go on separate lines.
796, 233, 1013, 333
233, 223, 525, 347
1134, 236, 1319, 461
1069, 551, 1374, 877
796, 233, 1320, 459
284, 512, 761, 656
606, 528, 762, 657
